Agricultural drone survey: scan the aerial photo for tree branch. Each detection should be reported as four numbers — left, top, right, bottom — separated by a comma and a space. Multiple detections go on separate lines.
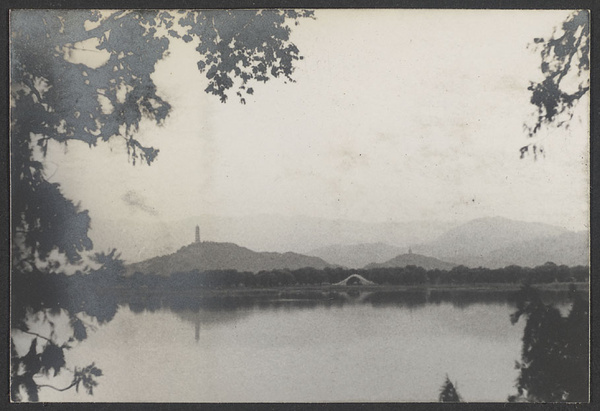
36, 380, 78, 392
553, 30, 585, 86
19, 329, 52, 343
21, 77, 44, 105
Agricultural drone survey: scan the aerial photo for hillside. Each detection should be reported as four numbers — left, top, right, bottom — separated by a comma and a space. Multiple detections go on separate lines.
308, 243, 404, 268
126, 241, 332, 276
364, 253, 456, 271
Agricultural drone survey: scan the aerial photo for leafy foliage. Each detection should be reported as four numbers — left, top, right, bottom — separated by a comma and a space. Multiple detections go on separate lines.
74, 363, 103, 395
522, 11, 589, 159
10, 258, 121, 402
179, 10, 314, 104
10, 9, 312, 401
10, 9, 313, 166
439, 375, 462, 402
11, 9, 313, 268
39, 343, 66, 377
509, 285, 589, 402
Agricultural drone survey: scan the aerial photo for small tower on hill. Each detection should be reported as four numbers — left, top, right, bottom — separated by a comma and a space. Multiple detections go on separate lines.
195, 225, 200, 243
408, 247, 413, 254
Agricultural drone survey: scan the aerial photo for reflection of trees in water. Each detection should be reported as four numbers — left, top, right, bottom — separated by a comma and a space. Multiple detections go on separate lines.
120, 288, 586, 350
122, 286, 588, 403
363, 288, 580, 310
13, 273, 588, 402
122, 290, 351, 314
176, 309, 254, 342
120, 287, 583, 315
11, 269, 119, 401
122, 291, 347, 342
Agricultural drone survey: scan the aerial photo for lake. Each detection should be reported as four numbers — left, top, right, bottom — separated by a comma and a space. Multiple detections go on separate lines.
27, 288, 577, 402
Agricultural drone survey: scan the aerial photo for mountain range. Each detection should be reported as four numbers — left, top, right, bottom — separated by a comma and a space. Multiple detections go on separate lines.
91, 214, 455, 263
305, 217, 588, 269
449, 231, 589, 268
411, 217, 588, 269
119, 215, 588, 274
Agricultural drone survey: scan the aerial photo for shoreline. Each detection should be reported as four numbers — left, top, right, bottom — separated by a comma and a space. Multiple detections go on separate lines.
108, 281, 589, 298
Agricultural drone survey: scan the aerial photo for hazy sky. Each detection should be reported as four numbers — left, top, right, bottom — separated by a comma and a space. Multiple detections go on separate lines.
43, 9, 589, 232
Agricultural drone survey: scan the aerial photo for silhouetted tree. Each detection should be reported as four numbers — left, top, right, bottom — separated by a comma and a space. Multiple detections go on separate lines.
439, 375, 462, 402
509, 285, 589, 402
10, 265, 121, 402
522, 10, 589, 158
10, 9, 313, 401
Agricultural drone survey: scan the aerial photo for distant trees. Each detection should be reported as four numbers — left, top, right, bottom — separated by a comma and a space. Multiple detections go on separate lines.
120, 261, 588, 291
522, 10, 589, 158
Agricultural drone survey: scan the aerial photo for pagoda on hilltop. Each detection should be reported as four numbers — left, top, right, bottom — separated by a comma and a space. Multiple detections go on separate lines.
195, 225, 201, 243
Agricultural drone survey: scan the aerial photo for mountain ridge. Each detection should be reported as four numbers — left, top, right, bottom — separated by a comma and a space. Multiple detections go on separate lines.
91, 214, 457, 263
110, 215, 588, 270
364, 253, 456, 271
414, 216, 569, 257
125, 241, 333, 276
307, 242, 405, 269
412, 217, 587, 268
441, 231, 589, 268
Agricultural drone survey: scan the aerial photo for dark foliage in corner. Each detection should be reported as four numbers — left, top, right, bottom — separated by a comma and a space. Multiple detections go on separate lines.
10, 9, 312, 401
508, 285, 588, 402
522, 11, 589, 159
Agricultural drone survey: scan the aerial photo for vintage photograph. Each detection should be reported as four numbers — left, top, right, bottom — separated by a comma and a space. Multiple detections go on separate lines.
10, 9, 589, 402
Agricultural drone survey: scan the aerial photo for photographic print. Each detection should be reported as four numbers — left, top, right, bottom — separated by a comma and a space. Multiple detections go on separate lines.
10, 8, 590, 402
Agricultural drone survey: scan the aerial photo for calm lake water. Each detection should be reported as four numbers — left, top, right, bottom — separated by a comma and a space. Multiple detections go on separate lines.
27, 289, 576, 402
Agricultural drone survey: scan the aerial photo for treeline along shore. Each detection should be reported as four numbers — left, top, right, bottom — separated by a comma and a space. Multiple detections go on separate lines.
11, 262, 589, 325
13, 262, 588, 309
125, 262, 588, 289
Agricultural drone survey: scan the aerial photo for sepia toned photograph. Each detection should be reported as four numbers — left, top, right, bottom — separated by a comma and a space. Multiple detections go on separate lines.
9, 8, 590, 403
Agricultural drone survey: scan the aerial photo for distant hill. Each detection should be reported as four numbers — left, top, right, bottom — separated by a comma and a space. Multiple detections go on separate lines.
103, 215, 588, 270
364, 253, 456, 271
126, 241, 332, 276
91, 214, 456, 263
412, 217, 588, 268
451, 231, 589, 269
413, 217, 568, 258
308, 243, 404, 268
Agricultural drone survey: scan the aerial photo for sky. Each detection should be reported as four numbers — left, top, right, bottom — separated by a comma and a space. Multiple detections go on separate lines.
42, 9, 589, 234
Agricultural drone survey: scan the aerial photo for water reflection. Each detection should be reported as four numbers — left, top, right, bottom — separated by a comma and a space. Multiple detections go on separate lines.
36, 291, 530, 402
120, 288, 582, 345
122, 288, 580, 315
17, 284, 587, 402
